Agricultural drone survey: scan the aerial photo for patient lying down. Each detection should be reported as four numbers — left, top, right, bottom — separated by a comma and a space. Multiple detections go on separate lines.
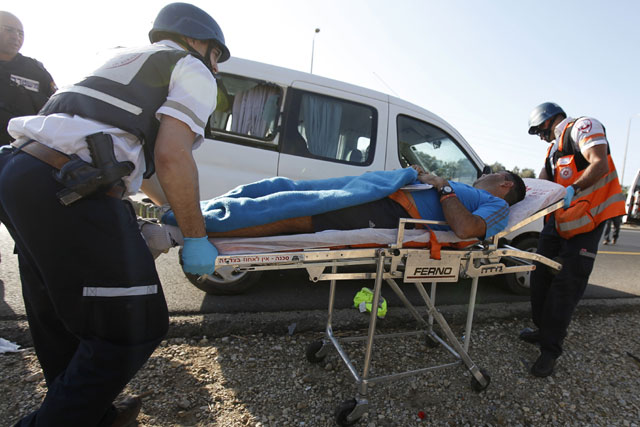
200, 167, 526, 241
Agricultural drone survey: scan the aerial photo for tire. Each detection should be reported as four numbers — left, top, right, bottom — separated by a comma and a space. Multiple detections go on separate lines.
184, 270, 263, 295
470, 369, 491, 392
335, 399, 360, 426
503, 236, 539, 296
179, 249, 262, 295
305, 340, 327, 363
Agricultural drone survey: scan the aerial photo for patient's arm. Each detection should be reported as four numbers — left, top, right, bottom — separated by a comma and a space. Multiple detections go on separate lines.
439, 197, 487, 239
416, 171, 487, 239
207, 216, 314, 237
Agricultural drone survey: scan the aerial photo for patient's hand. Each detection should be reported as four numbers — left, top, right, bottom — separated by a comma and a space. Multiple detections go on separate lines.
410, 165, 426, 175
417, 171, 447, 189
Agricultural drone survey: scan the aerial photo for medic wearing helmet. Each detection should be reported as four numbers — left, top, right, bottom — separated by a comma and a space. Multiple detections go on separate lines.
0, 3, 228, 425
520, 102, 625, 378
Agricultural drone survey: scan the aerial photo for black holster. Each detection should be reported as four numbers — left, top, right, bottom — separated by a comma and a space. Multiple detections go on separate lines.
55, 133, 134, 205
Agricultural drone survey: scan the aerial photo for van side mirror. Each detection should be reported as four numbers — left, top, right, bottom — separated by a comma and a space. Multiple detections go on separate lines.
482, 165, 492, 175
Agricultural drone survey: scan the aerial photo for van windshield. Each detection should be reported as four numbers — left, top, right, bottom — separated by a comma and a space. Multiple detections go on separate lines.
397, 115, 478, 185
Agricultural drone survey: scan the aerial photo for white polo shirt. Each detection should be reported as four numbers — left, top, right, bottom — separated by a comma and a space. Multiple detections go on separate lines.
7, 40, 217, 195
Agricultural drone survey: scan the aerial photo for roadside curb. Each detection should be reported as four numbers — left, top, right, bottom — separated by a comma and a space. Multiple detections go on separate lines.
3, 297, 639, 347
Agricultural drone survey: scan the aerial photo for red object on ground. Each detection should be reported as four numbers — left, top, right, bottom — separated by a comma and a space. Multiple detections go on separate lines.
418, 411, 426, 419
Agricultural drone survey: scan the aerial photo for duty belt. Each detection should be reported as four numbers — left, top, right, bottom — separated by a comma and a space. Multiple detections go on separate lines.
10, 140, 126, 200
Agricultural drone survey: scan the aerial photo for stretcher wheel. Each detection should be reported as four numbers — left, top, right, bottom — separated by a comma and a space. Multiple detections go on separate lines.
305, 340, 327, 363
470, 369, 491, 392
425, 334, 440, 348
335, 399, 360, 426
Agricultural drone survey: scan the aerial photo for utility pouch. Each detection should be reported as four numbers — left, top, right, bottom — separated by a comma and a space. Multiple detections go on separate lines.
55, 132, 134, 205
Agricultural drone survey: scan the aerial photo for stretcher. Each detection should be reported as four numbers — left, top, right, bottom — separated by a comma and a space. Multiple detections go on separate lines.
135, 178, 565, 426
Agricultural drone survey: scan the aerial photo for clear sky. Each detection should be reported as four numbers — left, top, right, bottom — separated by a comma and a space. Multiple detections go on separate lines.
8, 0, 640, 186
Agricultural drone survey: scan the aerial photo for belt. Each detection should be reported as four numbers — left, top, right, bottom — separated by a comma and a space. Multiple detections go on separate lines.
11, 140, 126, 199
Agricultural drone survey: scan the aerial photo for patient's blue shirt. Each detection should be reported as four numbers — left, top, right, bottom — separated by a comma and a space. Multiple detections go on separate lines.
411, 182, 509, 238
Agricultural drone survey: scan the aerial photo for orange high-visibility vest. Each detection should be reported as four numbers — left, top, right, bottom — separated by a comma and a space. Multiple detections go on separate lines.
550, 120, 626, 239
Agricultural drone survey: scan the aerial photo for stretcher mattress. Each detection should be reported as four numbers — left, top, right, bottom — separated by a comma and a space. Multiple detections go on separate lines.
140, 178, 565, 256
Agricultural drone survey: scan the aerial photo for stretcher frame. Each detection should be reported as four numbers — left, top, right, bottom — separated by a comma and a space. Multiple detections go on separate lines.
210, 199, 564, 424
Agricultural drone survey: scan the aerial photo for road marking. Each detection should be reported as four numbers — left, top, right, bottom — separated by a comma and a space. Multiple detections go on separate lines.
599, 251, 640, 255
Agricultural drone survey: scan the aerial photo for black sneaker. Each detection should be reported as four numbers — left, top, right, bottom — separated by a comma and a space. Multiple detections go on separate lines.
530, 352, 556, 377
519, 327, 540, 345
111, 396, 142, 427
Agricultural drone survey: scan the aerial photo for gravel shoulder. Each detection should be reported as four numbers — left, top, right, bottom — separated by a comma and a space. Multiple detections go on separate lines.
2, 309, 640, 426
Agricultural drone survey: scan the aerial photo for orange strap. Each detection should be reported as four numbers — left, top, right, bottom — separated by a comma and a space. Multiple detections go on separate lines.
388, 190, 421, 219
387, 191, 442, 259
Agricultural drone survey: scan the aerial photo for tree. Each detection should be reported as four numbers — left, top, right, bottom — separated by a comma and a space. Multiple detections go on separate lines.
490, 162, 505, 173
520, 168, 536, 178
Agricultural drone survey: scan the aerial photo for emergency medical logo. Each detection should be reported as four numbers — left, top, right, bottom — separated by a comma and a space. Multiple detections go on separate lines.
560, 167, 573, 179
105, 53, 144, 69
576, 119, 592, 134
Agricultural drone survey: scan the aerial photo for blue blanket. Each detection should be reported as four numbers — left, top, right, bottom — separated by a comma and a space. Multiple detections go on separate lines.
161, 168, 419, 232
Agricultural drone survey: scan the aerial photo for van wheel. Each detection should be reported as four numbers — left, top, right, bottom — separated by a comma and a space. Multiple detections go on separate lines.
178, 248, 262, 295
184, 269, 263, 295
503, 236, 539, 295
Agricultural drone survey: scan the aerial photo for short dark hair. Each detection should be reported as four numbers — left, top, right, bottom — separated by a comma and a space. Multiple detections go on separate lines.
504, 171, 526, 206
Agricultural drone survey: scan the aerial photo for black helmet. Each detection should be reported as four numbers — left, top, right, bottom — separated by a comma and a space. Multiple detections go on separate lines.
149, 2, 230, 62
527, 102, 566, 135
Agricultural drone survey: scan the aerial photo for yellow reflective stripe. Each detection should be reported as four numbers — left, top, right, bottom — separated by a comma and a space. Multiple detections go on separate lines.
576, 170, 619, 199
557, 215, 592, 232
589, 192, 626, 217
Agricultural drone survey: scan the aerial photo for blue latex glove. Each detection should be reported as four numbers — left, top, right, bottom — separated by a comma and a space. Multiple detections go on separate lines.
563, 185, 576, 209
182, 237, 217, 275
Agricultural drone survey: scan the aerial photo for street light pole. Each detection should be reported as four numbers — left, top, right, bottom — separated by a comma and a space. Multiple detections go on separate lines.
622, 113, 640, 188
310, 28, 320, 74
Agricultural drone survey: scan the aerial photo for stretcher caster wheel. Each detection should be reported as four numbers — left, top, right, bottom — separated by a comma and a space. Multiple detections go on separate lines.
425, 334, 439, 348
305, 340, 327, 363
335, 399, 360, 426
470, 369, 491, 392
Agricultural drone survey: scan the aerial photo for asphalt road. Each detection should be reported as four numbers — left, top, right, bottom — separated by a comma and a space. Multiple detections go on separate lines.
1, 225, 639, 320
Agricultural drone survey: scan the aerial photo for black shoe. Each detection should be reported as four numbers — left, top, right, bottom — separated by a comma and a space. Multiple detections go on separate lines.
530, 352, 556, 378
111, 396, 142, 427
519, 327, 540, 345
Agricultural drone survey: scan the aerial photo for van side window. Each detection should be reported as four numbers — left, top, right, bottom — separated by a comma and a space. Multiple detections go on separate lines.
208, 74, 282, 143
281, 89, 376, 165
397, 115, 479, 185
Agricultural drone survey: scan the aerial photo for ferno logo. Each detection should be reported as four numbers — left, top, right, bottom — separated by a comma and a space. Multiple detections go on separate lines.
413, 266, 454, 276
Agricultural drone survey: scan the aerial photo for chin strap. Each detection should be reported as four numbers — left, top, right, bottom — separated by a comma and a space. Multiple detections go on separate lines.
177, 37, 214, 75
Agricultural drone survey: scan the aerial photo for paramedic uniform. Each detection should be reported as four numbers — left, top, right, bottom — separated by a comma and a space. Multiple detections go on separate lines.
0, 53, 56, 145
531, 116, 625, 358
0, 40, 216, 426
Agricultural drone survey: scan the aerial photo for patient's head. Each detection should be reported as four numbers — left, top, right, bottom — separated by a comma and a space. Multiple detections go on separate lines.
473, 171, 526, 206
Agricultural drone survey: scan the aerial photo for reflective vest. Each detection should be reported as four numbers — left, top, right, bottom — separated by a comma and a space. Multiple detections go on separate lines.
40, 44, 191, 177
550, 120, 626, 238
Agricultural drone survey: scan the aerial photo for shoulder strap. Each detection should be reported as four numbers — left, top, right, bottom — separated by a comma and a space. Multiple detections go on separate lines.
556, 119, 590, 172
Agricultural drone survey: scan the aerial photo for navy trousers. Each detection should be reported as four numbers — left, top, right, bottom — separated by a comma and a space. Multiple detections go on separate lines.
530, 215, 604, 358
0, 149, 169, 426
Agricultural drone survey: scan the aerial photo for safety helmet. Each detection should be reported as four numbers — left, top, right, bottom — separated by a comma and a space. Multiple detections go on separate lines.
527, 102, 566, 135
149, 2, 230, 62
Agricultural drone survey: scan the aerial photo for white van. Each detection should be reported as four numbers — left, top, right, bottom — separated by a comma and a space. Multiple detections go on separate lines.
624, 169, 640, 223
184, 57, 540, 295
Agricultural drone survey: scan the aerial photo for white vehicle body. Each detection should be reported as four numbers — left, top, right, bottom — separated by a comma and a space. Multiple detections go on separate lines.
185, 57, 542, 294
623, 169, 640, 223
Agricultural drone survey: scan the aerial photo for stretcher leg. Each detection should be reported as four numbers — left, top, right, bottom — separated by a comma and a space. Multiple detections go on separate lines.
413, 280, 489, 390
463, 276, 479, 352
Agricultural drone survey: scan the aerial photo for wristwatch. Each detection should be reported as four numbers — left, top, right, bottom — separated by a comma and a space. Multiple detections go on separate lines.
438, 184, 454, 197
